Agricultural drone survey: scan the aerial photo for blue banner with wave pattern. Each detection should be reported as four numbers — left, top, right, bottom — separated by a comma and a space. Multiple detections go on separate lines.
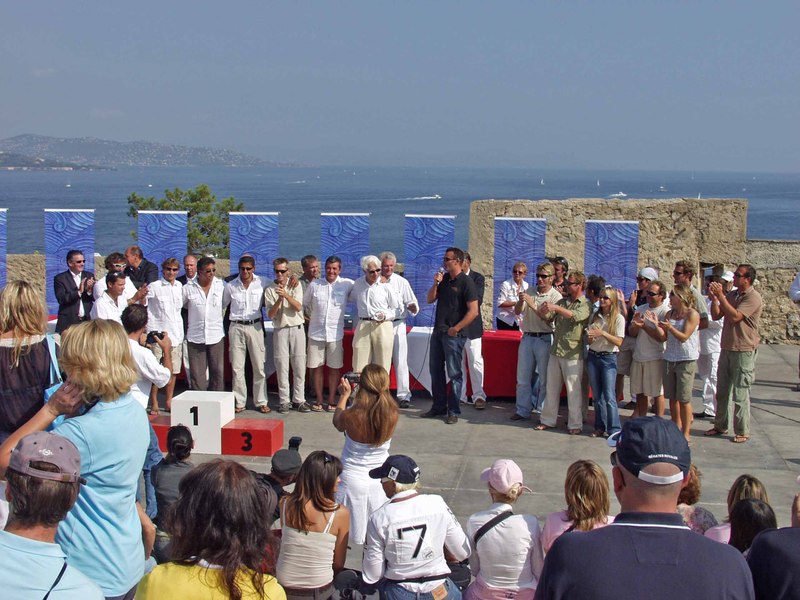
137, 211, 187, 277
45, 210, 95, 315
584, 220, 639, 296
0, 210, 6, 289
229, 213, 279, 279
320, 214, 369, 281
492, 218, 546, 323
404, 215, 455, 327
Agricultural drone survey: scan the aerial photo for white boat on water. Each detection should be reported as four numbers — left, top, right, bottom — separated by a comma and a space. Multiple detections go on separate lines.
540, 178, 545, 185
608, 191, 627, 199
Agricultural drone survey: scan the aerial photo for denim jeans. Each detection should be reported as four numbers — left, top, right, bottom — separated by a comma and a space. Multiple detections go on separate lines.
136, 423, 163, 519
587, 351, 620, 435
515, 333, 552, 416
429, 331, 468, 416
380, 578, 461, 600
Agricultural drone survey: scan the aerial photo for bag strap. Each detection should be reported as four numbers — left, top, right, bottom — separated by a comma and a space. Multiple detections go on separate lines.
45, 334, 62, 385
473, 509, 514, 546
42, 560, 67, 600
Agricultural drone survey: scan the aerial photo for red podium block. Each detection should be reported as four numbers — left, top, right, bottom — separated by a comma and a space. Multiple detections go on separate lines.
221, 418, 284, 457
148, 414, 172, 452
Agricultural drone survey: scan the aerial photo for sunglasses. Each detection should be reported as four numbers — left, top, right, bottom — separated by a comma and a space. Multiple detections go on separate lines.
240, 266, 254, 271
367, 269, 381, 274
673, 270, 686, 276
164, 267, 179, 272
513, 270, 526, 275
636, 276, 650, 283
112, 263, 126, 270
536, 273, 551, 279
72, 259, 85, 264
646, 291, 660, 297
274, 268, 288, 274
599, 296, 610, 300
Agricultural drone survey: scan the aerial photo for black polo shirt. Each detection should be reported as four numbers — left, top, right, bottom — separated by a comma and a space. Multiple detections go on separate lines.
434, 272, 478, 333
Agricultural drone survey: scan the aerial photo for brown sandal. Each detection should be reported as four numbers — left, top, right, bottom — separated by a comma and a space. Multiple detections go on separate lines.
704, 427, 727, 437
732, 435, 750, 444
258, 405, 272, 414
235, 406, 246, 413
533, 424, 552, 431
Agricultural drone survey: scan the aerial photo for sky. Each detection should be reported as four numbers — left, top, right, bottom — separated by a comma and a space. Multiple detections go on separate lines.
2, 2, 798, 172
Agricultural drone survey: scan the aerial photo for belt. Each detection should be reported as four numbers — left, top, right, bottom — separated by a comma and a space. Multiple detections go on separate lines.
276, 324, 303, 330
281, 583, 334, 596
359, 317, 387, 322
589, 350, 615, 356
393, 318, 404, 323
523, 331, 552, 337
231, 319, 261, 325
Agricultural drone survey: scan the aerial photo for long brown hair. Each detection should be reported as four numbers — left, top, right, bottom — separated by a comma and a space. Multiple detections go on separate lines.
167, 460, 274, 600
564, 460, 611, 531
344, 364, 398, 446
0, 280, 47, 366
283, 451, 343, 532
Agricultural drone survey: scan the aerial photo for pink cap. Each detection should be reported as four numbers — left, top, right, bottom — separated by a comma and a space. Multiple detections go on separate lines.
480, 459, 532, 494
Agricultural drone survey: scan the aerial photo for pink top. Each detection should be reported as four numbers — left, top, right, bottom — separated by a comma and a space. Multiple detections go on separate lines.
541, 510, 613, 553
704, 522, 731, 544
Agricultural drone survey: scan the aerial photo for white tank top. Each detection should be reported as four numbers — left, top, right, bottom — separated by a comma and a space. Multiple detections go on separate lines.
276, 503, 337, 588
664, 315, 700, 362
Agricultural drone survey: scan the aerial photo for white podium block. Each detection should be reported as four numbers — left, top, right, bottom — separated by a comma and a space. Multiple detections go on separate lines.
171, 391, 235, 455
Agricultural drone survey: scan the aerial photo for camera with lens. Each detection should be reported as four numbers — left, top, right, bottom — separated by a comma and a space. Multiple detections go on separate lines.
343, 372, 360, 386
146, 331, 165, 345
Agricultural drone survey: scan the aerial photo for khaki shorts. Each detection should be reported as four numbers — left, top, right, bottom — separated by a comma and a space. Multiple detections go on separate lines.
630, 359, 664, 398
307, 338, 344, 369
150, 341, 183, 375
663, 360, 697, 403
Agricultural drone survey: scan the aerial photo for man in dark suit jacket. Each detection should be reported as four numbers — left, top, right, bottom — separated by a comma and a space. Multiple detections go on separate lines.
124, 245, 159, 289
461, 252, 487, 409
54, 250, 95, 334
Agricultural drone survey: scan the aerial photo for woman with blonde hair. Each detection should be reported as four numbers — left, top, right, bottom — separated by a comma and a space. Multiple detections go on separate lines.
276, 451, 349, 600
465, 459, 543, 600
0, 319, 150, 598
705, 474, 770, 544
656, 284, 700, 442
541, 460, 614, 553
332, 363, 398, 545
0, 280, 52, 443
586, 287, 625, 437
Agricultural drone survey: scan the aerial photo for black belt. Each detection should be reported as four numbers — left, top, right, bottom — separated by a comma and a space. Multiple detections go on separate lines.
524, 331, 552, 337
589, 350, 615, 356
231, 319, 261, 325
393, 319, 403, 322
360, 318, 387, 322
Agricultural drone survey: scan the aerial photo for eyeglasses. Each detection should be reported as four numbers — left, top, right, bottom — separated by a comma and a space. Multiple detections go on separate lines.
536, 273, 551, 279
164, 267, 179, 272
239, 266, 254, 271
72, 259, 85, 264
112, 263, 126, 270
673, 270, 686, 276
513, 270, 526, 275
646, 291, 660, 297
367, 269, 381, 274
274, 268, 288, 274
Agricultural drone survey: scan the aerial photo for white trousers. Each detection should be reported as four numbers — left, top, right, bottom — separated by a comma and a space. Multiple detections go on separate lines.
391, 321, 411, 401
697, 351, 719, 416
273, 324, 306, 406
229, 322, 267, 408
460, 337, 486, 402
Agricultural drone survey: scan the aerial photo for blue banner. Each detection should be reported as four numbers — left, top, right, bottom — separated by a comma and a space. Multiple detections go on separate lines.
0, 209, 6, 289
229, 212, 279, 279
320, 213, 370, 281
493, 217, 546, 322
45, 210, 95, 316
137, 211, 188, 276
404, 215, 455, 327
584, 220, 640, 296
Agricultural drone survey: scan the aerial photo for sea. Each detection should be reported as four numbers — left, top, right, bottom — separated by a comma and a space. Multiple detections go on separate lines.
1, 166, 798, 259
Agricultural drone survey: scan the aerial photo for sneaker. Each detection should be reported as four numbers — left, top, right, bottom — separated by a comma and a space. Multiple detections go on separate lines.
398, 399, 411, 409
277, 405, 291, 414
474, 398, 487, 410
445, 414, 459, 424
293, 402, 311, 413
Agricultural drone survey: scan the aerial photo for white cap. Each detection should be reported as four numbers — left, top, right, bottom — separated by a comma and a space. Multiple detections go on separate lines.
638, 267, 658, 281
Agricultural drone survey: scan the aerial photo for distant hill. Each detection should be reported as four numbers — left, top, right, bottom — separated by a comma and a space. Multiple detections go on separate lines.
0, 150, 108, 170
0, 134, 283, 168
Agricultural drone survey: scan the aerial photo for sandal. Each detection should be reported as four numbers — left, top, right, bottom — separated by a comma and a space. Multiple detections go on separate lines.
235, 407, 246, 413
568, 428, 582, 435
704, 427, 727, 437
310, 404, 324, 412
589, 430, 604, 438
258, 405, 272, 414
732, 435, 751, 444
324, 404, 335, 412
533, 424, 552, 431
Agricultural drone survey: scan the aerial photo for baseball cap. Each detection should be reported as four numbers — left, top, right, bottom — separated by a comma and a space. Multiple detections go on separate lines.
480, 459, 532, 494
608, 417, 690, 485
271, 449, 302, 476
638, 267, 658, 281
9, 431, 86, 485
369, 455, 420, 484
721, 271, 735, 283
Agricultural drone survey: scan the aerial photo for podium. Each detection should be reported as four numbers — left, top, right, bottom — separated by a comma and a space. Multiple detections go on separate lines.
149, 390, 283, 457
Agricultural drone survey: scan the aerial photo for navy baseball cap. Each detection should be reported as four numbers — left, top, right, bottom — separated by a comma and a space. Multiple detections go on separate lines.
369, 455, 420, 484
608, 417, 690, 485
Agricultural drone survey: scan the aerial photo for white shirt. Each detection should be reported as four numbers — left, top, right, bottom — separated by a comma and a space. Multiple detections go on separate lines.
362, 490, 471, 592
351, 276, 402, 321
146, 279, 184, 344
466, 503, 544, 591
497, 278, 529, 327
223, 275, 265, 322
183, 278, 225, 345
128, 338, 171, 408
90, 292, 125, 323
303, 276, 355, 342
70, 270, 86, 318
632, 301, 670, 362
790, 272, 800, 302
93, 276, 137, 303
385, 274, 419, 321
699, 297, 723, 354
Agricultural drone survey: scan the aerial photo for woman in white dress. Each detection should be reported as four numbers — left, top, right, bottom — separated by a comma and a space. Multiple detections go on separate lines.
332, 363, 398, 545
496, 262, 529, 330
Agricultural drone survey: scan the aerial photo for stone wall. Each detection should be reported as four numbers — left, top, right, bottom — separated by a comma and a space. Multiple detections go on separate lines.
468, 197, 798, 344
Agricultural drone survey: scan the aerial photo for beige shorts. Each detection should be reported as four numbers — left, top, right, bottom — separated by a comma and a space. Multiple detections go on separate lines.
150, 341, 183, 375
630, 359, 664, 398
307, 338, 344, 369
663, 360, 697, 403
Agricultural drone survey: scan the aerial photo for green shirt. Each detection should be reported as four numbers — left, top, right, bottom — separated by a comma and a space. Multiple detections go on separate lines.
551, 296, 591, 359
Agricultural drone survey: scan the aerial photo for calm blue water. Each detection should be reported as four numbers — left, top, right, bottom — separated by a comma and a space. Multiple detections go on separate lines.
1, 166, 798, 259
